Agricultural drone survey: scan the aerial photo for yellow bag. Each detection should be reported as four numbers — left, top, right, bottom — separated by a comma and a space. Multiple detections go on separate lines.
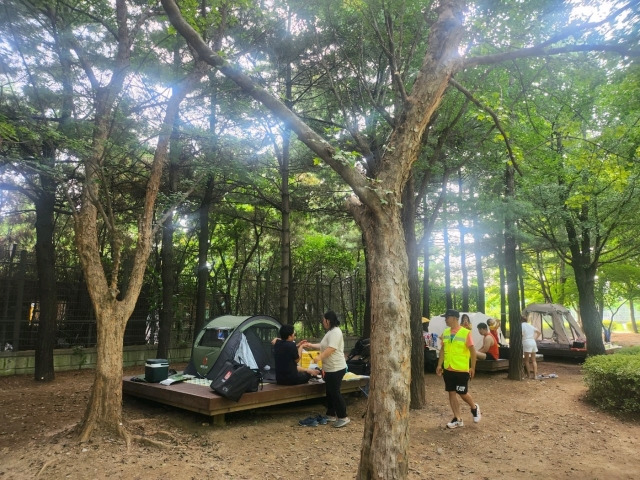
300, 350, 322, 368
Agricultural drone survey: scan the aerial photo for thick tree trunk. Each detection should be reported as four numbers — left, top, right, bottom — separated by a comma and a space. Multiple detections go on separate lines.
357, 210, 411, 480
78, 304, 128, 442
574, 267, 605, 355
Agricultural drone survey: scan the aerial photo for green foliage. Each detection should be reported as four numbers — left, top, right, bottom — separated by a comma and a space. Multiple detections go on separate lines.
583, 352, 640, 416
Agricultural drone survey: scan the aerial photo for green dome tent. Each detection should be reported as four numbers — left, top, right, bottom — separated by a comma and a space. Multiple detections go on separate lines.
184, 315, 281, 382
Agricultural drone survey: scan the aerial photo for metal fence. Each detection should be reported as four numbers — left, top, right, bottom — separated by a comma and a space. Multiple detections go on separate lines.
0, 248, 365, 352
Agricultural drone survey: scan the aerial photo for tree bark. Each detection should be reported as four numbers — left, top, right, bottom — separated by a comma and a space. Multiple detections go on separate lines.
402, 177, 425, 409
504, 163, 523, 380
356, 207, 411, 479
195, 176, 215, 335
458, 171, 469, 311
472, 217, 485, 313
157, 128, 180, 359
630, 298, 638, 334
34, 170, 57, 381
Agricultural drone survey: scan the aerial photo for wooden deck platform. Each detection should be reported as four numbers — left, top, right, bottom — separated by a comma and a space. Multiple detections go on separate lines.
476, 354, 544, 372
123, 375, 369, 425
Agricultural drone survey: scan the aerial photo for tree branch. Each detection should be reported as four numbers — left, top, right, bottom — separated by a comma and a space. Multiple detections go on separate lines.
449, 77, 522, 176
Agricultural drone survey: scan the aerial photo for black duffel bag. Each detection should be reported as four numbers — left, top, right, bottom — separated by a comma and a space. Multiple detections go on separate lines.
210, 360, 260, 402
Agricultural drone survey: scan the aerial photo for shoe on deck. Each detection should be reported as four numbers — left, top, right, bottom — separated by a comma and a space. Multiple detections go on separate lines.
298, 416, 318, 427
325, 415, 337, 422
333, 418, 350, 428
446, 417, 463, 429
472, 404, 481, 423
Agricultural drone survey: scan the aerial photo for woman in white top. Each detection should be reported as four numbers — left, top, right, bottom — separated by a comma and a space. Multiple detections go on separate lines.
301, 311, 349, 428
521, 315, 541, 379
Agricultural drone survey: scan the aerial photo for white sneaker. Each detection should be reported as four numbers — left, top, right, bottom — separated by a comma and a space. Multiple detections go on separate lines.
472, 404, 481, 423
446, 417, 463, 429
333, 418, 350, 428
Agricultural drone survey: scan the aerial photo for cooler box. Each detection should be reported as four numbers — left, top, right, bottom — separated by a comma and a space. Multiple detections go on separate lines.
145, 359, 169, 383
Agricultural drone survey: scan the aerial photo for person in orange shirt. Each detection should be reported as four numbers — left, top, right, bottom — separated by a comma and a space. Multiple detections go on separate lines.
475, 322, 499, 360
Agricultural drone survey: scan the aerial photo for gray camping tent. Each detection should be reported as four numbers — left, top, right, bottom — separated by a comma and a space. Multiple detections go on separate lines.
521, 303, 587, 358
184, 315, 281, 381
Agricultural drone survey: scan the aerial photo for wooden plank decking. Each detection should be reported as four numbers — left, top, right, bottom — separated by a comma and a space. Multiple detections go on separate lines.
476, 354, 544, 372
123, 375, 369, 424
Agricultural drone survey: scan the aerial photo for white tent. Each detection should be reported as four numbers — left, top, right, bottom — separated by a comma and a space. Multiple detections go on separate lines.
522, 303, 586, 346
428, 312, 504, 350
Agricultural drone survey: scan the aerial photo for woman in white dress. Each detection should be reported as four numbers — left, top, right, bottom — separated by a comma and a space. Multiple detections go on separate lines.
521, 315, 541, 379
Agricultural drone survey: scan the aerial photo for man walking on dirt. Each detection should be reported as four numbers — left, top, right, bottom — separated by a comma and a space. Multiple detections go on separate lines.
436, 309, 481, 428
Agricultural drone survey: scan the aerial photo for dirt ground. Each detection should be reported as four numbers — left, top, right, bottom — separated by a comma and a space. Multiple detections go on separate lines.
1, 332, 639, 480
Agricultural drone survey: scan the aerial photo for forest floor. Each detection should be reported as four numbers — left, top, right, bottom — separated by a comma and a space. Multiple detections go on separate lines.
1, 332, 639, 480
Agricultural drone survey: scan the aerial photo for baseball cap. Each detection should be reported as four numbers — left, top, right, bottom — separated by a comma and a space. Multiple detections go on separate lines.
444, 309, 460, 318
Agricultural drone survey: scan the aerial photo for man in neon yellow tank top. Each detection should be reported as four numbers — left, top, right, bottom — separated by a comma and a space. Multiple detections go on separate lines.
436, 309, 481, 429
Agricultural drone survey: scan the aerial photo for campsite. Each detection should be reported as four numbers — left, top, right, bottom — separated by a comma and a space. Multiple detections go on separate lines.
1, 331, 639, 480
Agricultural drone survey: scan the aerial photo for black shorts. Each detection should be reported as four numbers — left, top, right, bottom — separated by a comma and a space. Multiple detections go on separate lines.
443, 369, 470, 394
485, 353, 497, 361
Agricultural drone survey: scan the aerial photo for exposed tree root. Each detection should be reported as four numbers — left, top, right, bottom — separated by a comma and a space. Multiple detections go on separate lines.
132, 434, 173, 449
36, 459, 56, 478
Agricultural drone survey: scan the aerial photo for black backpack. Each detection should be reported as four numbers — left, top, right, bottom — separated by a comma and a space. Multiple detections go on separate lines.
210, 360, 261, 402
347, 337, 371, 375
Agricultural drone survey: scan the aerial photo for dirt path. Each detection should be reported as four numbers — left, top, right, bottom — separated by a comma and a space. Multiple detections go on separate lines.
1, 333, 639, 479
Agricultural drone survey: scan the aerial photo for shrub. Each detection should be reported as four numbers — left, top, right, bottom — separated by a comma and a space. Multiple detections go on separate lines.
583, 353, 640, 416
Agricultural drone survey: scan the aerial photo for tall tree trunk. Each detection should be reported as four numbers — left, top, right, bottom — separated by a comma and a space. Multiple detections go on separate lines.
363, 241, 372, 339
402, 177, 425, 409
472, 218, 485, 313
157, 128, 180, 358
517, 246, 526, 311
280, 130, 292, 325
458, 170, 469, 311
572, 263, 605, 355
564, 208, 606, 355
630, 298, 638, 334
443, 216, 452, 309
356, 209, 411, 479
279, 16, 293, 326
504, 164, 523, 380
34, 168, 57, 381
195, 176, 215, 335
422, 234, 431, 319
499, 246, 506, 327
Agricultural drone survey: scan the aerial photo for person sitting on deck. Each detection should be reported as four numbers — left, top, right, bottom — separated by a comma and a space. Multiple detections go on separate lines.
273, 324, 320, 385
476, 322, 499, 361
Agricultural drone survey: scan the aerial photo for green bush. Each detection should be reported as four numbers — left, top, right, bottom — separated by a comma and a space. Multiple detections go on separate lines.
583, 353, 640, 416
